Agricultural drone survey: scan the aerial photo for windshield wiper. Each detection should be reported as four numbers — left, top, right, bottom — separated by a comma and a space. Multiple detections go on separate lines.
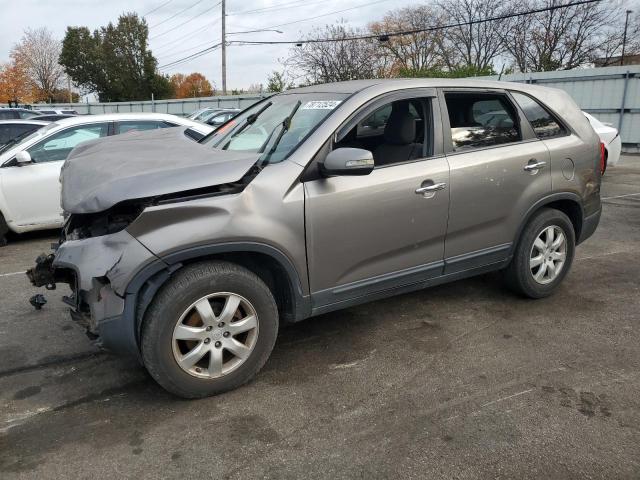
0, 135, 26, 154
226, 101, 275, 142
260, 100, 302, 165
246, 101, 273, 125
198, 100, 273, 144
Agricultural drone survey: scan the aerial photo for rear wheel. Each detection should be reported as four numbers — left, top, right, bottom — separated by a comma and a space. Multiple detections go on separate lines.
504, 208, 575, 298
141, 261, 279, 398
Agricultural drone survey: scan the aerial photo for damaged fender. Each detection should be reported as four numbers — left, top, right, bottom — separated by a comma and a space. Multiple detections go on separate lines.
28, 230, 163, 357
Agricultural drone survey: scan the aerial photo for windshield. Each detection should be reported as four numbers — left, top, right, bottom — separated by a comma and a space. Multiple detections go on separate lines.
0, 122, 55, 154
200, 92, 349, 164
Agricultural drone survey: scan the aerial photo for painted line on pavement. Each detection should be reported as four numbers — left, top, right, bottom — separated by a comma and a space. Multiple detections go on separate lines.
0, 271, 25, 277
602, 192, 640, 200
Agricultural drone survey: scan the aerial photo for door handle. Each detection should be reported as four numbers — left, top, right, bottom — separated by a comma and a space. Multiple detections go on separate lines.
415, 182, 447, 195
523, 160, 547, 172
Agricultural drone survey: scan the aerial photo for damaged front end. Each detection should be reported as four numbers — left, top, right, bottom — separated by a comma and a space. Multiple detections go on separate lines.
26, 127, 264, 357
26, 223, 161, 357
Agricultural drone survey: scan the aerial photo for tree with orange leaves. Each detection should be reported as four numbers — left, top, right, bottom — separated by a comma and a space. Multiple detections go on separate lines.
170, 72, 214, 98
0, 55, 34, 104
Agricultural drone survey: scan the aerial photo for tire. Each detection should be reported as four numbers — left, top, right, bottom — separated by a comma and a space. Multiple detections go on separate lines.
0, 213, 8, 247
504, 208, 576, 299
141, 260, 279, 398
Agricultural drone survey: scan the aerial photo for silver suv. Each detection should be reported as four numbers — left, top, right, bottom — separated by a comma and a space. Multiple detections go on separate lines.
28, 79, 602, 398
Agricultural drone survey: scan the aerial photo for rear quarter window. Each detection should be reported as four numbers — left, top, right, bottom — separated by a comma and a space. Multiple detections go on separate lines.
511, 92, 566, 139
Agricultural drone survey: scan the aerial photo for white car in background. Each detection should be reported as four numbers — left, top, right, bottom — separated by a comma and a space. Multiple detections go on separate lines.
34, 108, 79, 115
584, 112, 621, 170
0, 113, 213, 244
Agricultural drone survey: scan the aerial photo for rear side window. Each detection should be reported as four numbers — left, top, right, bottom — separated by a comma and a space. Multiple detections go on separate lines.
444, 92, 521, 151
511, 92, 565, 138
117, 120, 169, 134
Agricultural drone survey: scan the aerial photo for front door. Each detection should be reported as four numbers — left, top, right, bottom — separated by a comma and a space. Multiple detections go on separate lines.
304, 94, 450, 309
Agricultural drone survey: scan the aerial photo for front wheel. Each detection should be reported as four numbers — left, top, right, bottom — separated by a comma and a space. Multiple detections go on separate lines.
141, 261, 279, 398
504, 208, 576, 298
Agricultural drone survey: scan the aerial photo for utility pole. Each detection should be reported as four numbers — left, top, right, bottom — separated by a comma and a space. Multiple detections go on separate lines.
621, 10, 633, 66
221, 0, 227, 95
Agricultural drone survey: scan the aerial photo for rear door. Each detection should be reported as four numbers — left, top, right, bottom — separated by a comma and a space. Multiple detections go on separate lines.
440, 89, 551, 272
0, 122, 110, 227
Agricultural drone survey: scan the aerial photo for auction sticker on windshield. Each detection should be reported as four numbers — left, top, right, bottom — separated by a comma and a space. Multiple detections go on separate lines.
302, 100, 342, 110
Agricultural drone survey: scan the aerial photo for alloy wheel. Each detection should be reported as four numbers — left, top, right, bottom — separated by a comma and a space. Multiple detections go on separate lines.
529, 225, 567, 285
172, 292, 259, 379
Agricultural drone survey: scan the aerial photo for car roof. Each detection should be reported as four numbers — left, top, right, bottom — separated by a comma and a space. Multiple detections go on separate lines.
0, 119, 49, 125
284, 78, 560, 95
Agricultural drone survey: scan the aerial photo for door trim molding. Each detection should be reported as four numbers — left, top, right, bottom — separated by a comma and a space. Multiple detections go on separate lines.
310, 243, 513, 315
444, 243, 512, 275
312, 260, 444, 309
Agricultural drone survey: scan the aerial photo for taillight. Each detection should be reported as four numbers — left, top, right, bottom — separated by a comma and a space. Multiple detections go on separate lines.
599, 142, 606, 175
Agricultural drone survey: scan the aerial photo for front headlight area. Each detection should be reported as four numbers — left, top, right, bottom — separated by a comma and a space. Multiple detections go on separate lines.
63, 201, 149, 242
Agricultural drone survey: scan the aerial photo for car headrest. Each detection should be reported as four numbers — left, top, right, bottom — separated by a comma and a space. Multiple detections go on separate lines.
384, 110, 416, 145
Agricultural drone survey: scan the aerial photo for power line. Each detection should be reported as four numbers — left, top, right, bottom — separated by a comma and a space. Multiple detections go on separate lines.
142, 0, 174, 17
152, 20, 219, 52
150, 1, 221, 40
228, 0, 319, 16
158, 42, 222, 69
157, 39, 218, 60
230, 0, 603, 45
149, 0, 207, 28
258, 0, 393, 30
157, 0, 601, 70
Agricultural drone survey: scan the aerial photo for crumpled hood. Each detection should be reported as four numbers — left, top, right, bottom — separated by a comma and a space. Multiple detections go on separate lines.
60, 127, 259, 214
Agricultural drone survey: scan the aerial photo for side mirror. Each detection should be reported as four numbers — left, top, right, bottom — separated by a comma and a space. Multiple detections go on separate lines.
15, 151, 32, 165
321, 148, 374, 176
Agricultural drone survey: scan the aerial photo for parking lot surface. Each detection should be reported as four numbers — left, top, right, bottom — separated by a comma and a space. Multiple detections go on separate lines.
1, 157, 639, 479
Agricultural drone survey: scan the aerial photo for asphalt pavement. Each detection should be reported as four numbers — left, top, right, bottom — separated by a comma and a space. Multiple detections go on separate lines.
1, 156, 639, 479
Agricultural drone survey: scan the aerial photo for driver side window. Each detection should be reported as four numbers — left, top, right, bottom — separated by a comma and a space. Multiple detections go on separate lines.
27, 123, 109, 163
334, 97, 430, 167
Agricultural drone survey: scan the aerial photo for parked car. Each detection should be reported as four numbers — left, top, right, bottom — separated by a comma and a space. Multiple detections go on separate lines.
36, 114, 77, 122
0, 119, 49, 147
584, 112, 621, 171
34, 108, 79, 115
0, 108, 41, 120
187, 107, 229, 121
0, 113, 213, 243
27, 79, 602, 398
203, 109, 241, 127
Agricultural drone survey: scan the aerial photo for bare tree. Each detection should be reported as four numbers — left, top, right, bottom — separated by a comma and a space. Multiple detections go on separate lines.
369, 5, 449, 74
13, 27, 64, 101
502, 0, 636, 71
284, 21, 389, 84
435, 0, 508, 71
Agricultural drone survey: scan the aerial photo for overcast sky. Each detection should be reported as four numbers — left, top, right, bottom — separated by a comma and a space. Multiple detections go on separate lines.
0, 0, 419, 91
